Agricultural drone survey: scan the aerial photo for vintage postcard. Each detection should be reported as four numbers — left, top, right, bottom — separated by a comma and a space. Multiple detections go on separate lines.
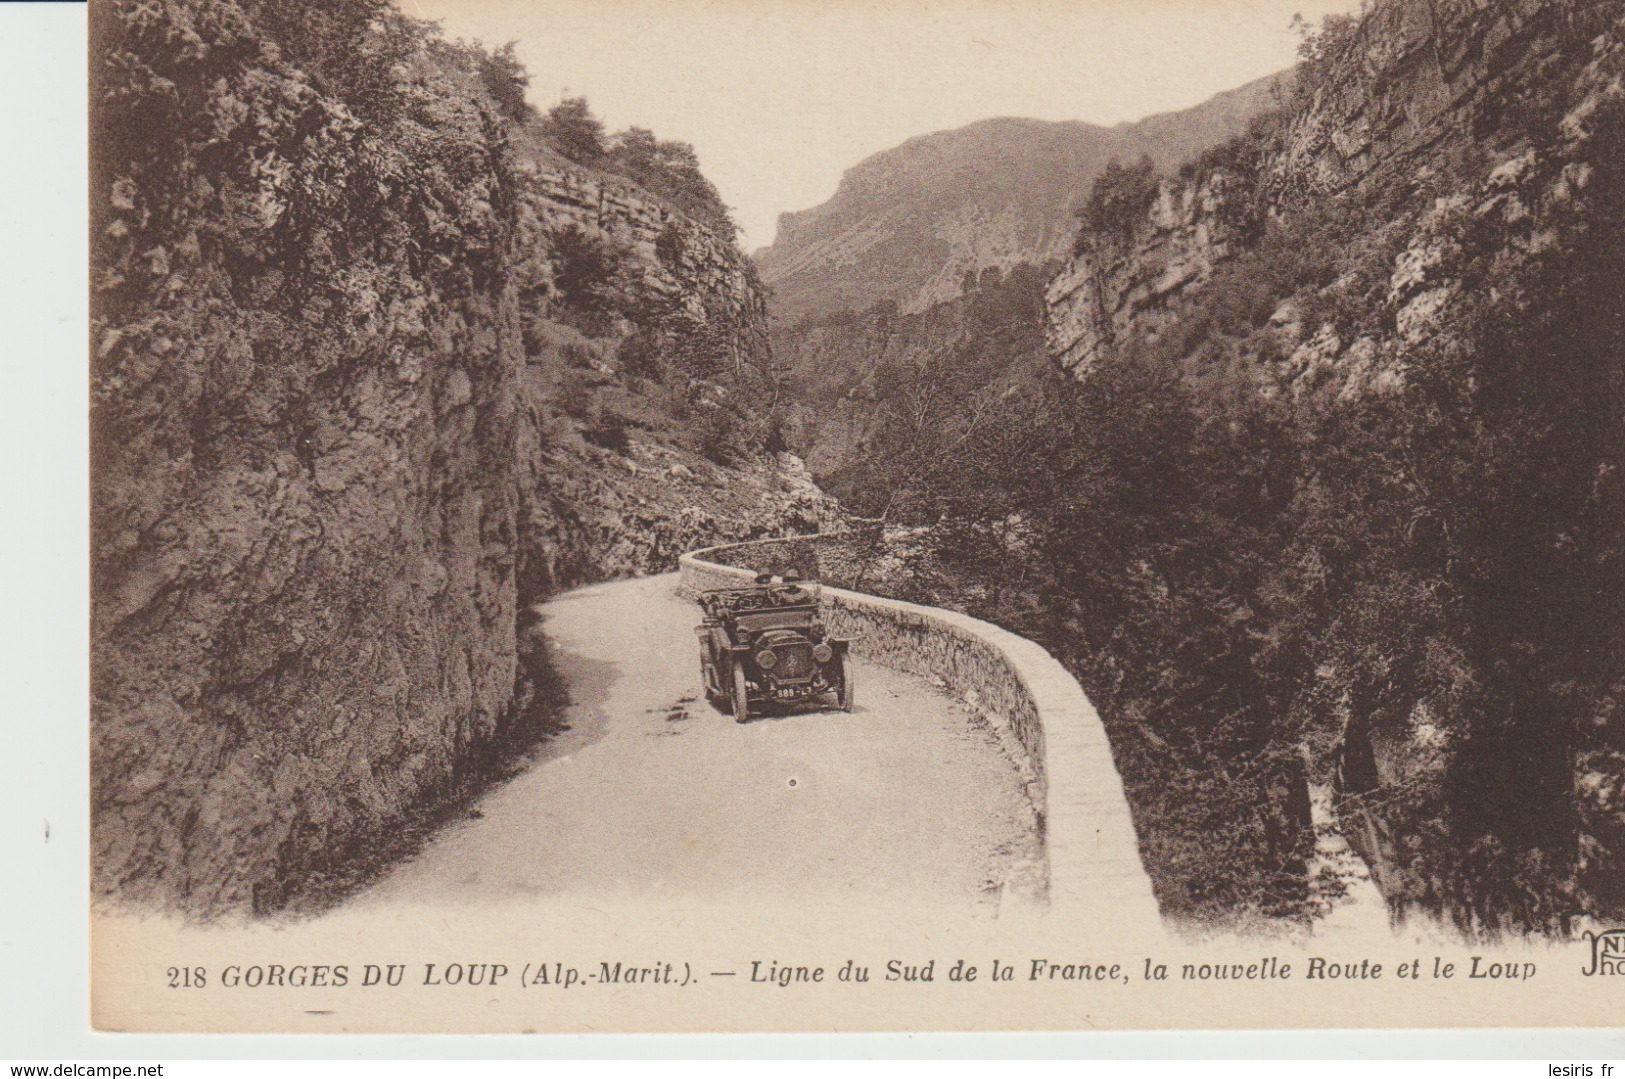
88, 0, 1624, 1034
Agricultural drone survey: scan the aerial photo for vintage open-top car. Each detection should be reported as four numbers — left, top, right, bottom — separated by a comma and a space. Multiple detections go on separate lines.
695, 571, 853, 722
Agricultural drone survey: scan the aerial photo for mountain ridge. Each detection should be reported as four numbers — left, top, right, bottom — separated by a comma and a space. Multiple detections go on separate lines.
755, 72, 1287, 324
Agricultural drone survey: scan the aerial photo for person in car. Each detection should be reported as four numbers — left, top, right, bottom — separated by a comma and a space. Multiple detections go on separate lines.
773, 569, 813, 605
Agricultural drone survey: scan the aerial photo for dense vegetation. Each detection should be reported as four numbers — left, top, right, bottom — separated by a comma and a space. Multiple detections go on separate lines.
811, 2, 1625, 932
774, 263, 1056, 503
93, 0, 771, 480
91, 0, 775, 913
1073, 156, 1159, 245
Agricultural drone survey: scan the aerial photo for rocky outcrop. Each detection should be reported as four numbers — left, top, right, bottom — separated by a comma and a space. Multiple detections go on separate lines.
518, 155, 769, 369
1040, 0, 1625, 928
1263, 0, 1600, 203
89, 0, 810, 917
516, 434, 839, 601
1045, 173, 1247, 379
91, 1, 526, 914
1045, 0, 1625, 399
757, 76, 1285, 327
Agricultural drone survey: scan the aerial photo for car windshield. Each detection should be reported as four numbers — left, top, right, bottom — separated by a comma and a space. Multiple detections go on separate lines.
703, 581, 819, 616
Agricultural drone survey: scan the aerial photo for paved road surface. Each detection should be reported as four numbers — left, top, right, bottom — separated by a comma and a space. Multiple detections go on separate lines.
352, 573, 1042, 912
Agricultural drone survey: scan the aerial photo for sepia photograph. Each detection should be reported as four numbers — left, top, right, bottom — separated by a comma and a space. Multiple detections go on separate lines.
78, 0, 1624, 1036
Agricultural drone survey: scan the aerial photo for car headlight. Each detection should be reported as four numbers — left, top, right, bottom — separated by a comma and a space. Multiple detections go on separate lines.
812, 642, 833, 663
756, 649, 778, 669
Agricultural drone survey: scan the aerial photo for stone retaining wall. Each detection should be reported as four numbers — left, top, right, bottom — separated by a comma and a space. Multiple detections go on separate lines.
680, 534, 1160, 922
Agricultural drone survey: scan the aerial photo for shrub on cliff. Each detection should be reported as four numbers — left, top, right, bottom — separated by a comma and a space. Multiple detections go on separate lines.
244, 0, 428, 126
609, 128, 739, 242
583, 408, 633, 454
533, 103, 739, 240
1288, 9, 1365, 107
541, 96, 607, 163
1074, 155, 1159, 248
694, 402, 750, 464
480, 41, 533, 122
545, 224, 636, 328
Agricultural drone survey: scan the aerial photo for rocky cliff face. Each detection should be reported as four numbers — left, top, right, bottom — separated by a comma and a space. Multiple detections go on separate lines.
90, 0, 824, 917
1045, 173, 1248, 379
517, 153, 770, 370
1263, 0, 1595, 202
1041, 0, 1625, 929
757, 76, 1285, 327
1047, 0, 1625, 399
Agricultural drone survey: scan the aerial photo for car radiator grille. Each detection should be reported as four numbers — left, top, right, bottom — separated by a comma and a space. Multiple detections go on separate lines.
773, 643, 815, 680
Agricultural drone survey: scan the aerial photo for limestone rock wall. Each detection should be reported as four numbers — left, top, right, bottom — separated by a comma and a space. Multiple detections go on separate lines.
1037, 0, 1625, 925
1263, 0, 1591, 202
92, 87, 527, 917
518, 157, 770, 369
1044, 174, 1246, 379
90, 0, 790, 917
1045, 0, 1625, 395
516, 439, 840, 601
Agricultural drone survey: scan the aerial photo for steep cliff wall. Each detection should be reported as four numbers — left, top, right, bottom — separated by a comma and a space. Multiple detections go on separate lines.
1262, 0, 1597, 202
1046, 0, 1625, 399
1039, 0, 1625, 930
1045, 173, 1248, 379
517, 153, 770, 371
90, 0, 815, 917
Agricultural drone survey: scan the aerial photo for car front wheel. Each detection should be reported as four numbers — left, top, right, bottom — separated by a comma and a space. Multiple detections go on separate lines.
700, 648, 719, 702
732, 661, 751, 724
835, 661, 854, 712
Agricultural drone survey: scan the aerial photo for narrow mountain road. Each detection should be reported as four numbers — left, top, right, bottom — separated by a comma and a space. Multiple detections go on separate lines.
351, 573, 1042, 912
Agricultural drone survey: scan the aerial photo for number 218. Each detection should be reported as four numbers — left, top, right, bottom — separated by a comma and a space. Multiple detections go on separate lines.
166, 966, 206, 988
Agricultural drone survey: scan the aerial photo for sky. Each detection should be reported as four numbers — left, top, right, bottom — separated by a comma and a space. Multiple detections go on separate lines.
408, 0, 1363, 249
